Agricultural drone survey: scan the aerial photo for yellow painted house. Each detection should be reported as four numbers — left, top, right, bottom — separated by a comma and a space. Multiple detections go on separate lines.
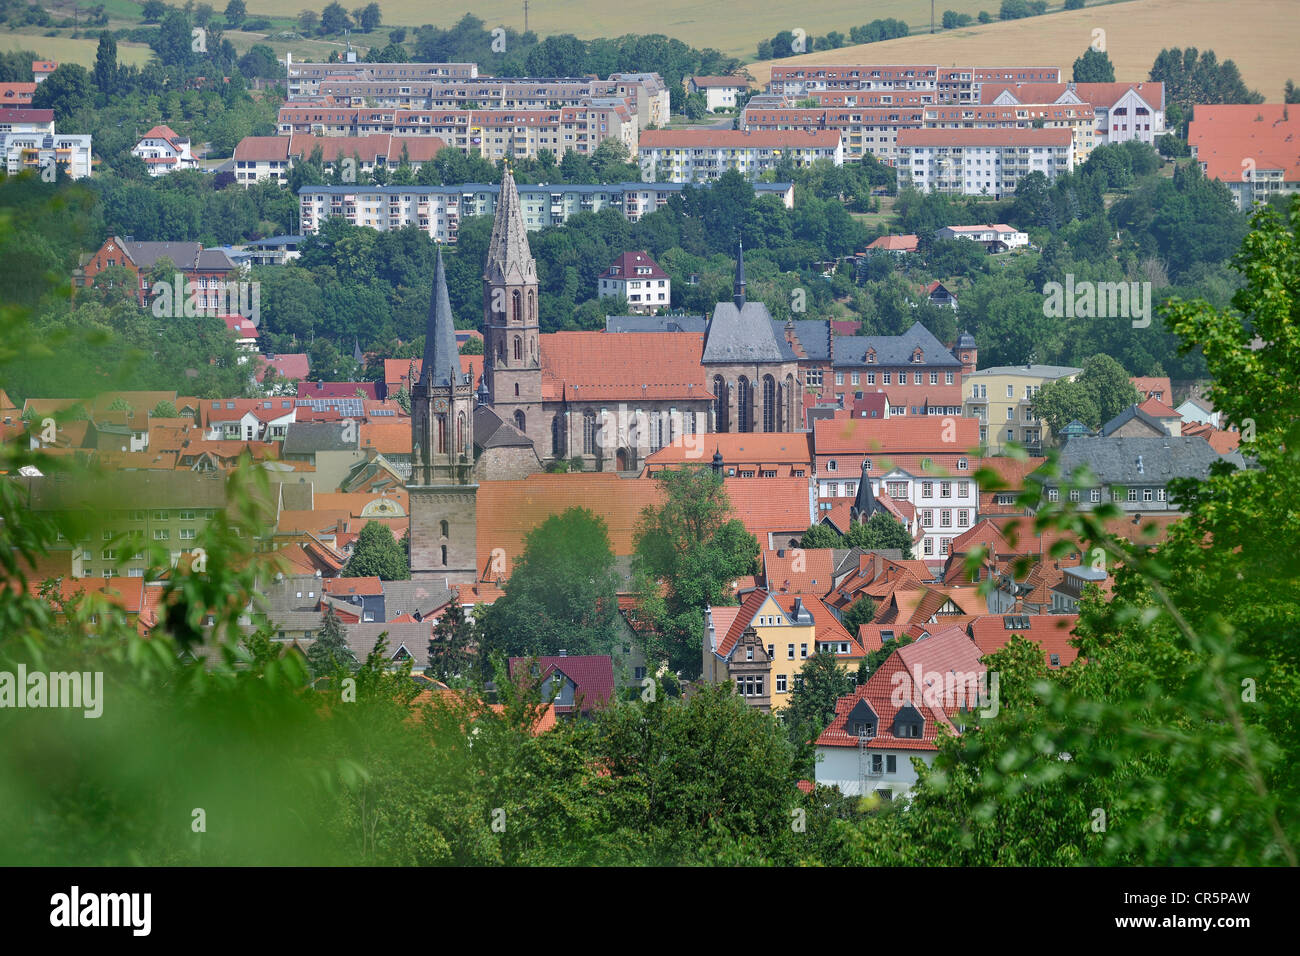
703, 589, 865, 712
962, 364, 1082, 455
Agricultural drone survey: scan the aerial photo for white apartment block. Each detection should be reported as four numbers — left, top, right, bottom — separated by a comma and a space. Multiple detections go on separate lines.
285, 58, 479, 98
1189, 104, 1300, 210
897, 127, 1074, 198
298, 181, 796, 241
984, 81, 1165, 147
768, 65, 1061, 104
638, 129, 842, 183
689, 76, 749, 111
922, 103, 1096, 165
742, 106, 925, 164
0, 109, 91, 179
935, 224, 1029, 249
276, 104, 637, 161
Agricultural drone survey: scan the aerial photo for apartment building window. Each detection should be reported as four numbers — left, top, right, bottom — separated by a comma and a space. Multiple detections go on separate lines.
153, 510, 169, 521
921, 481, 933, 498
1113, 488, 1125, 502
128, 510, 146, 521
1006, 384, 1014, 397
921, 509, 933, 525
179, 529, 196, 540
1128, 488, 1139, 502
101, 550, 116, 561
1143, 488, 1154, 501
866, 373, 876, 385
1091, 488, 1102, 502
800, 643, 808, 658
1157, 488, 1166, 501
1047, 489, 1059, 502
153, 529, 169, 540
958, 510, 969, 525
776, 675, 787, 693
1069, 489, 1080, 502
787, 643, 795, 660
883, 372, 892, 384
767, 644, 774, 659
924, 538, 934, 555
852, 372, 860, 385
941, 510, 952, 527
1006, 408, 1014, 420
946, 371, 954, 384
835, 372, 844, 385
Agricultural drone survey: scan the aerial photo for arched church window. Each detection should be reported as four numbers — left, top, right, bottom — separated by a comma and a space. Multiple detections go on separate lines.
512, 289, 521, 323
514, 410, 526, 433
514, 336, 522, 361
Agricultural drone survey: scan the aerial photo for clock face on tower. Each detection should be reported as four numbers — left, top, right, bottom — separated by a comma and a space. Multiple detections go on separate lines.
433, 398, 449, 413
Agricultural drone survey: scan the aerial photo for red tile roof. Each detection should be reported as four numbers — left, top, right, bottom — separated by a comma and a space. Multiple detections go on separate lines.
322, 575, 383, 597
866, 234, 918, 252
507, 655, 616, 715
970, 613, 1080, 667
723, 476, 812, 549
1190, 104, 1300, 183
601, 250, 668, 281
540, 332, 708, 402
762, 546, 836, 595
1137, 396, 1180, 418
1131, 376, 1171, 401
815, 415, 981, 455
646, 432, 812, 469
257, 353, 310, 383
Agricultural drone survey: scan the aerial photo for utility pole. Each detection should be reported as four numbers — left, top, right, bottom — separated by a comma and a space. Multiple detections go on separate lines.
931, 0, 935, 33
524, 0, 529, 34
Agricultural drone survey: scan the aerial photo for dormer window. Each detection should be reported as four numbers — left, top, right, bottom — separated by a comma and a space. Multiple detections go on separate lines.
912, 347, 924, 363
865, 348, 876, 364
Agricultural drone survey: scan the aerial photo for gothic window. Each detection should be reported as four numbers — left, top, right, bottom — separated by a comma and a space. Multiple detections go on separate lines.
514, 336, 522, 361
512, 289, 521, 323
785, 374, 795, 430
583, 410, 597, 455
440, 520, 449, 538
713, 376, 728, 433
762, 375, 777, 432
514, 382, 520, 397
496, 340, 505, 363
514, 410, 526, 433
441, 545, 447, 566
552, 415, 565, 455
528, 289, 535, 321
458, 412, 465, 454
737, 376, 752, 433
437, 415, 446, 453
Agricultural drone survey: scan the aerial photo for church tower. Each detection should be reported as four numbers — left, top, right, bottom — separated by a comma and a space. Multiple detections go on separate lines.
483, 163, 543, 451
408, 248, 478, 582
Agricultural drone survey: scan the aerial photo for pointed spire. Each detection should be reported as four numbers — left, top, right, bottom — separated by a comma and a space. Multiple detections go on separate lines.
733, 238, 746, 310
353, 337, 363, 364
485, 163, 537, 287
420, 247, 459, 388
476, 373, 491, 406
851, 462, 879, 523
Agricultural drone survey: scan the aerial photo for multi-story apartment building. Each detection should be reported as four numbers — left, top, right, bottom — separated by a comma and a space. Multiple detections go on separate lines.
688, 75, 749, 110
767, 64, 1061, 104
922, 102, 1096, 164
0, 108, 92, 179
638, 129, 842, 182
76, 237, 237, 308
1189, 104, 1300, 210
982, 81, 1165, 146
297, 181, 795, 241
285, 57, 478, 98
598, 251, 671, 313
741, 105, 925, 164
897, 127, 1074, 198
963, 364, 1082, 454
275, 103, 637, 160
21, 471, 245, 579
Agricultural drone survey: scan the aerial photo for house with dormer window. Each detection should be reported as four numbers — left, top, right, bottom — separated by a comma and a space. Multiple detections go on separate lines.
815, 625, 985, 799
507, 653, 616, 717
598, 251, 671, 314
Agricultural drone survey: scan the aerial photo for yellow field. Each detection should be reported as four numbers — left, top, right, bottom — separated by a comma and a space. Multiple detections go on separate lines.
749, 0, 1299, 101
241, 0, 1002, 59
0, 32, 154, 68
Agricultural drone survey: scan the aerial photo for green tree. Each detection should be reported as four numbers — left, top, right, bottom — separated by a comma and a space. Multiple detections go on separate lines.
800, 523, 842, 548
1073, 47, 1115, 83
459, 336, 484, 355
482, 507, 621, 658
344, 520, 409, 580
92, 32, 117, 97
320, 2, 352, 34
427, 597, 476, 681
845, 512, 914, 558
306, 606, 355, 678
151, 400, 179, 419
633, 468, 759, 677
224, 0, 247, 28
841, 595, 877, 635
358, 2, 382, 32
32, 64, 92, 122
778, 651, 855, 776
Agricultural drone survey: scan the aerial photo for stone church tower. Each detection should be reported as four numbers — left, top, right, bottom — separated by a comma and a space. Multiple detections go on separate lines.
482, 163, 544, 452
408, 248, 478, 582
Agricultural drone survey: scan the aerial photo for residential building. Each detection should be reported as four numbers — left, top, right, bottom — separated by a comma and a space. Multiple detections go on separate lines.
507, 654, 616, 717
598, 251, 670, 313
231, 136, 291, 185
32, 60, 57, 83
923, 102, 1096, 164
740, 105, 924, 163
866, 234, 918, 254
1035, 435, 1246, 514
767, 65, 1061, 103
285, 58, 479, 99
689, 75, 749, 111
962, 364, 1082, 453
297, 180, 795, 241
982, 81, 1165, 146
0, 82, 36, 107
638, 129, 843, 183
131, 125, 196, 176
934, 223, 1029, 251
75, 237, 237, 308
898, 127, 1074, 197
0, 108, 92, 179
814, 626, 986, 799
1189, 104, 1300, 209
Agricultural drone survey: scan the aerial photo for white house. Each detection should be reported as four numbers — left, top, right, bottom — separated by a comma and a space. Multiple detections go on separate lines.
814, 626, 985, 800
688, 75, 748, 111
598, 251, 671, 314
131, 125, 196, 176
935, 224, 1029, 251
1176, 396, 1221, 429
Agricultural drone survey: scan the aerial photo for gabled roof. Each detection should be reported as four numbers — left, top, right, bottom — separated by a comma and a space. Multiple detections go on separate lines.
1050, 435, 1244, 485
763, 546, 836, 595
1100, 403, 1169, 437
970, 613, 1080, 667
602, 250, 668, 281
831, 322, 963, 368
541, 331, 708, 401
507, 655, 616, 714
703, 300, 786, 363
867, 234, 918, 252
814, 413, 980, 455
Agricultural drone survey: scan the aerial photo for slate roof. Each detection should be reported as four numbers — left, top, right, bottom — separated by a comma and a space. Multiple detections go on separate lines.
1100, 403, 1168, 437
380, 580, 456, 620
474, 404, 533, 448
419, 248, 460, 388
702, 300, 787, 363
282, 421, 361, 454
605, 314, 707, 333
1051, 436, 1244, 485
832, 322, 962, 368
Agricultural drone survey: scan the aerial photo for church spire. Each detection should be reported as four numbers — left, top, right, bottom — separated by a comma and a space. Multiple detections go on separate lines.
420, 247, 459, 388
485, 163, 537, 287
733, 238, 746, 310
850, 460, 881, 522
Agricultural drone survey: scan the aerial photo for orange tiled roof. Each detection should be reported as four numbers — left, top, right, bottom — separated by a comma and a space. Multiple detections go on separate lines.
540, 332, 709, 402
763, 546, 835, 595
646, 431, 812, 468
359, 422, 412, 455
815, 415, 981, 455
970, 613, 1081, 667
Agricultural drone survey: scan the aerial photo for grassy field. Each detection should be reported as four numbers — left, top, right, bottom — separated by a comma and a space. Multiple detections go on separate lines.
749, 0, 1299, 101
0, 32, 154, 67
240, 0, 1009, 59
